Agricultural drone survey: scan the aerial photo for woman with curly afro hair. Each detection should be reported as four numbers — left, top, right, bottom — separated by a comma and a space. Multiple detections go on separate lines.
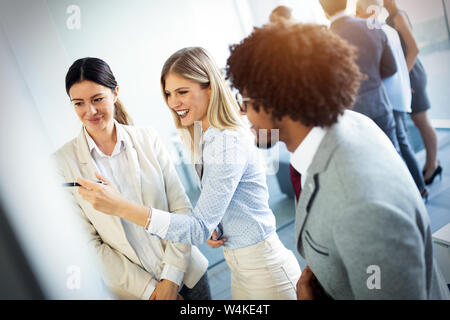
226, 21, 449, 300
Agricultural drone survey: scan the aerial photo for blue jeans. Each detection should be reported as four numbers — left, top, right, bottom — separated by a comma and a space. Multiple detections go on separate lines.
393, 110, 426, 191
373, 111, 400, 154
179, 273, 211, 300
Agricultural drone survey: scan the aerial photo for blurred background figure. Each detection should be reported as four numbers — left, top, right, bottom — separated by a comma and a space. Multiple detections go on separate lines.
77, 47, 302, 300
269, 5, 294, 23
356, 0, 429, 199
319, 0, 401, 154
384, 0, 443, 186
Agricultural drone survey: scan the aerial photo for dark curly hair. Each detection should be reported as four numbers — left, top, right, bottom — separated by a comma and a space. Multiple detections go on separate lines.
319, 0, 348, 17
226, 21, 364, 127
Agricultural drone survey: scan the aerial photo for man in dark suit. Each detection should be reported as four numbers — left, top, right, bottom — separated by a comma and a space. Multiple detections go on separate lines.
320, 0, 400, 151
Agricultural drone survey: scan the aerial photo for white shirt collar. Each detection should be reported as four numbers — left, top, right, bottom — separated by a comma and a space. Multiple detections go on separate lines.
329, 11, 349, 24
290, 126, 327, 177
84, 121, 125, 158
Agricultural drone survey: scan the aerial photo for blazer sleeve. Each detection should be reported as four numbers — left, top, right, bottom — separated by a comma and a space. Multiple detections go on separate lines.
52, 155, 155, 299
379, 31, 398, 79
148, 128, 193, 273
332, 201, 427, 299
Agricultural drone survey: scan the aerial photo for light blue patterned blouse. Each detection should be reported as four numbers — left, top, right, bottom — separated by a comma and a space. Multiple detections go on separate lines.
148, 127, 276, 250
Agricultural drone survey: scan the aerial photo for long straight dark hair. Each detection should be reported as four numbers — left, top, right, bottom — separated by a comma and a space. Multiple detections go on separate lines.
65, 57, 133, 125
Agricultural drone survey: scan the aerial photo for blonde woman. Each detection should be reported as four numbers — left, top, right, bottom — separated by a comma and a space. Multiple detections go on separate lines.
77, 47, 301, 300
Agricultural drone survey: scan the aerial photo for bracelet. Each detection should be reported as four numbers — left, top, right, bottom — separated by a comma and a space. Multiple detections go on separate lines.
144, 207, 152, 230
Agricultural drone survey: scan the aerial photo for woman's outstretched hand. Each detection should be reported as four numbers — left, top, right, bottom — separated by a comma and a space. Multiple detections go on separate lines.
77, 172, 127, 216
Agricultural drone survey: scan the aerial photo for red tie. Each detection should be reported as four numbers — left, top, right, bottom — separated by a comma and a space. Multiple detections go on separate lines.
290, 164, 302, 201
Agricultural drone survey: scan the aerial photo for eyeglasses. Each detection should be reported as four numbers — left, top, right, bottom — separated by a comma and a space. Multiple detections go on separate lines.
235, 92, 252, 113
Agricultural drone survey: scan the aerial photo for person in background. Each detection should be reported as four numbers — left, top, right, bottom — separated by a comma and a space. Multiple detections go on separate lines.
269, 5, 293, 23
319, 0, 400, 153
76, 48, 301, 300
384, 0, 443, 185
356, 0, 428, 200
53, 57, 210, 300
225, 20, 450, 299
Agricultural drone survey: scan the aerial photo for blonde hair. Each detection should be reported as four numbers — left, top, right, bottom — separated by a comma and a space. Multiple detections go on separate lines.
161, 47, 249, 162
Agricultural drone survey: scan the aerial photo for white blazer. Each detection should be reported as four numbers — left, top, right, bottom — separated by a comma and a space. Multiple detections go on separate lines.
53, 122, 208, 299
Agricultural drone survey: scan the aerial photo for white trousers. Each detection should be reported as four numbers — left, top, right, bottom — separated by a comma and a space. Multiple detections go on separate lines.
223, 232, 301, 300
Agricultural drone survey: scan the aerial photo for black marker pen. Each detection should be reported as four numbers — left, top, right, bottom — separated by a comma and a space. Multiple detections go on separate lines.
62, 180, 107, 187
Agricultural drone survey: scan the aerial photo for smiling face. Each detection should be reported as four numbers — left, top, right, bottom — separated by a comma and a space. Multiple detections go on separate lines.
164, 72, 211, 129
69, 80, 117, 134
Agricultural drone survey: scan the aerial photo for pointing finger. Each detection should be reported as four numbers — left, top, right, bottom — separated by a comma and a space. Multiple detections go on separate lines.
77, 177, 101, 191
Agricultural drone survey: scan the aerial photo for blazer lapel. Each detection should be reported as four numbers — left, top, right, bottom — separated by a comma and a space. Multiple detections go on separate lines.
294, 127, 340, 246
120, 124, 144, 205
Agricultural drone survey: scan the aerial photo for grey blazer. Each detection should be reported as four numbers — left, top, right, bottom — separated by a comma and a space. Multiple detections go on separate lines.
331, 16, 397, 121
295, 110, 449, 299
